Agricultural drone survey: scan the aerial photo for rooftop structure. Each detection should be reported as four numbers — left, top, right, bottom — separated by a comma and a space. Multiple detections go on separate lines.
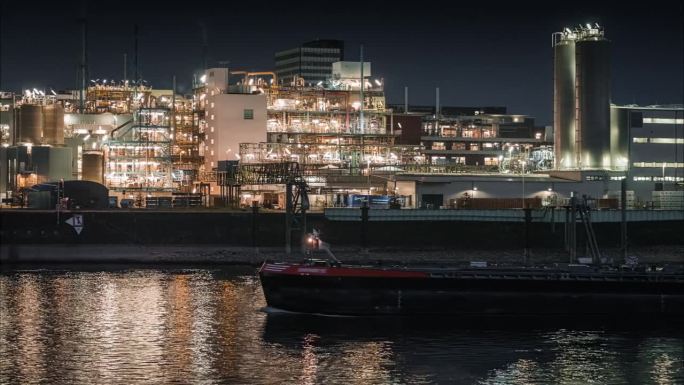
420, 113, 551, 173
275, 40, 344, 86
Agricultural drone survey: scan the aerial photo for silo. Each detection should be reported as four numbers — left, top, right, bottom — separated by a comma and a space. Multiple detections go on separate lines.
82, 151, 104, 184
553, 32, 577, 169
18, 104, 44, 144
576, 30, 611, 169
43, 104, 65, 145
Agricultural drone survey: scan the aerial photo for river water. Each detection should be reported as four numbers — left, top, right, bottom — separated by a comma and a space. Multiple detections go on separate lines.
1, 266, 682, 384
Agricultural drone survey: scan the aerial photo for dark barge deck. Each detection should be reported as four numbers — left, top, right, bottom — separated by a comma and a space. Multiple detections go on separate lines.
259, 262, 684, 316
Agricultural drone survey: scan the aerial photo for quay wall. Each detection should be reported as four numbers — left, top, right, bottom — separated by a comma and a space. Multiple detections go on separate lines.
1, 209, 682, 251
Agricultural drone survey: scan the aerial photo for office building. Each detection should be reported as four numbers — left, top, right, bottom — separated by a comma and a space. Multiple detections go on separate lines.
275, 40, 344, 86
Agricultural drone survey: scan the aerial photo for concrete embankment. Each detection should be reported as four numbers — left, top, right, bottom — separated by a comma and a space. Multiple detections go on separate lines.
2, 244, 682, 266
1, 209, 682, 264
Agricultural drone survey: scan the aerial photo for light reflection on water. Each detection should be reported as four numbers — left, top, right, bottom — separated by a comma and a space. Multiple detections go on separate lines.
0, 267, 682, 384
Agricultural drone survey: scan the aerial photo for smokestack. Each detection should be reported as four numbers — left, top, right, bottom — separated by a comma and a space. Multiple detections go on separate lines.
134, 24, 139, 87
79, 1, 88, 114
359, 44, 364, 134
0, 2, 3, 91
172, 75, 176, 131
404, 86, 408, 113
200, 23, 208, 70
436, 87, 440, 117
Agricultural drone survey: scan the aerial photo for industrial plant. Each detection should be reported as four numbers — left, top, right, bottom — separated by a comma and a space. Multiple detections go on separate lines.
0, 24, 682, 211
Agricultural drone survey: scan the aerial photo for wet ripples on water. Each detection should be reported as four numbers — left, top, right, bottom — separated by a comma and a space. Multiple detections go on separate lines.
1, 267, 682, 384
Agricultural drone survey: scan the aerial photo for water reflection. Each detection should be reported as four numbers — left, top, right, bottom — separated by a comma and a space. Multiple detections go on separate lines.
1, 267, 682, 385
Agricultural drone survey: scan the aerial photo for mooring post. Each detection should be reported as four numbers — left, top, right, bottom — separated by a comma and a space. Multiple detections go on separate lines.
620, 178, 627, 264
285, 183, 293, 255
360, 202, 369, 252
251, 200, 259, 253
523, 205, 531, 265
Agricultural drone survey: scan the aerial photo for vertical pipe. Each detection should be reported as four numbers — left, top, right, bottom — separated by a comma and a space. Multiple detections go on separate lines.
359, 45, 364, 134
0, 2, 3, 91
172, 75, 176, 129
134, 24, 139, 93
390, 110, 394, 136
435, 87, 440, 117
79, 5, 87, 114
404, 86, 408, 113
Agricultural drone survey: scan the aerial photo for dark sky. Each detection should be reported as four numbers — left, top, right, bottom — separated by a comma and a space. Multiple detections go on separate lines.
1, 1, 682, 125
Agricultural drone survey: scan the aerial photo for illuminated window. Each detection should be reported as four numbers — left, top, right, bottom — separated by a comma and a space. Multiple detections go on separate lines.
633, 162, 684, 168
210, 150, 214, 156
431, 142, 446, 150
642, 118, 684, 124
210, 139, 214, 145
211, 126, 214, 133
484, 157, 499, 166
211, 114, 215, 121
211, 102, 215, 108
633, 137, 683, 144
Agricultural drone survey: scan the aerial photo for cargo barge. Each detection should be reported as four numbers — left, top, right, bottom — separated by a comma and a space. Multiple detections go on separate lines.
259, 260, 684, 316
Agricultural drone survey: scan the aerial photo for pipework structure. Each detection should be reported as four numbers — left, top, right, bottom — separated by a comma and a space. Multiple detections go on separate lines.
104, 107, 173, 192
553, 24, 612, 170
235, 63, 423, 208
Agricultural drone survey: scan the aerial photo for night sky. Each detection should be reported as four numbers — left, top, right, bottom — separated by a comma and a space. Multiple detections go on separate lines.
1, 1, 682, 125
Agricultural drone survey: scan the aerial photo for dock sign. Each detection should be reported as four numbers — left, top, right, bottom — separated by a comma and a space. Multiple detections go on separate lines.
66, 214, 84, 235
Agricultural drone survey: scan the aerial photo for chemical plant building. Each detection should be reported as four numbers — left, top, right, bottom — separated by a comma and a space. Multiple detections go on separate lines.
420, 112, 551, 170
1, 28, 682, 210
381, 24, 683, 209
612, 104, 683, 208
236, 61, 422, 208
198, 68, 268, 170
0, 82, 205, 208
275, 40, 344, 86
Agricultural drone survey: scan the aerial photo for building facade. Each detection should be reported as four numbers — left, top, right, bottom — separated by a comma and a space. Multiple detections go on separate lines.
614, 104, 684, 207
275, 40, 344, 86
420, 113, 551, 171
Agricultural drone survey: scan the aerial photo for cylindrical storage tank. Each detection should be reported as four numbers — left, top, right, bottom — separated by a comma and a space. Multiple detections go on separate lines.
576, 36, 611, 169
553, 37, 577, 169
18, 104, 44, 144
43, 104, 65, 145
82, 151, 104, 184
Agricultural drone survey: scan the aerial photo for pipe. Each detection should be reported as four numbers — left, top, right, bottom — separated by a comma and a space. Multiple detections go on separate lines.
360, 45, 364, 134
